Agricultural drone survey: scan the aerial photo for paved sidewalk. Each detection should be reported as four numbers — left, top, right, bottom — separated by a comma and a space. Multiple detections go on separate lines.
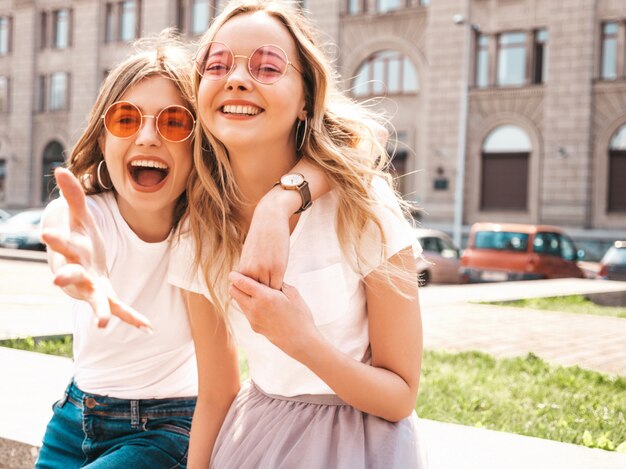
1, 253, 626, 468
419, 278, 626, 376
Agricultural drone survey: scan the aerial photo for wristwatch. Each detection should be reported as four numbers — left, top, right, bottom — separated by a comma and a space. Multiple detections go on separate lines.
276, 173, 312, 214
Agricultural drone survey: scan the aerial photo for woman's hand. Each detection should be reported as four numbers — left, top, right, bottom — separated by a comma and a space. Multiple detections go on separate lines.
41, 168, 152, 331
228, 271, 319, 359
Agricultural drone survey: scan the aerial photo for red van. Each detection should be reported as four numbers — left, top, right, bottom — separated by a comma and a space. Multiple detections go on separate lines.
460, 222, 585, 283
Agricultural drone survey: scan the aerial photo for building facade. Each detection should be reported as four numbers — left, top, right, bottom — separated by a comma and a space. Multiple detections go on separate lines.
0, 0, 624, 255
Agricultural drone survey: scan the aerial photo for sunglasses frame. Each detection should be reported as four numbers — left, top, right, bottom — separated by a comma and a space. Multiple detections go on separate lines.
195, 41, 302, 85
101, 101, 196, 143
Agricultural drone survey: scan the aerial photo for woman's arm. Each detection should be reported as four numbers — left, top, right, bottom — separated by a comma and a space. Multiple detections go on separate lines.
228, 247, 422, 422
185, 291, 240, 468
238, 158, 331, 289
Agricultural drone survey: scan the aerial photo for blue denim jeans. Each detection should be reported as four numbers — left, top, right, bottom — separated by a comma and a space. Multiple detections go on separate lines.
35, 381, 196, 468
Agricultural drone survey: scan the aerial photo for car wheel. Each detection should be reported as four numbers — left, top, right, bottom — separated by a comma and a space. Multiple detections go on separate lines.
419, 270, 430, 287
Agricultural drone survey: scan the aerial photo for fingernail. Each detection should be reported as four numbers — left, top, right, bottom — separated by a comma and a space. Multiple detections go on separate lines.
139, 325, 154, 335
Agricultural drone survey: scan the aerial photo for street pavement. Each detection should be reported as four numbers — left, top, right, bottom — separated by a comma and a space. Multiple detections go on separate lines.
1, 255, 626, 468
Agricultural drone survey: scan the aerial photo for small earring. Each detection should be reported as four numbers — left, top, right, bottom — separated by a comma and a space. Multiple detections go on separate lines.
296, 118, 308, 152
97, 160, 113, 190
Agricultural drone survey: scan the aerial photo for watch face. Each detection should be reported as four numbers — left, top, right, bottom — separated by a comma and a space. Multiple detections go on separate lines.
281, 173, 304, 187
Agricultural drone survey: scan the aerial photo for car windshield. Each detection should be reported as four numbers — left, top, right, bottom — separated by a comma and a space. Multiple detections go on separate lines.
604, 247, 626, 265
474, 231, 529, 252
4, 211, 41, 226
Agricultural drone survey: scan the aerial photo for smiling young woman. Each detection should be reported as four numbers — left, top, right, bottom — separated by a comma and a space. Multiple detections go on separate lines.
169, 1, 429, 468
34, 27, 332, 469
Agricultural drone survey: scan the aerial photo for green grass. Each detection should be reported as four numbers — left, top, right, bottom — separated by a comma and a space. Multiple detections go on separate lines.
4, 336, 625, 452
483, 295, 626, 319
416, 349, 626, 452
0, 335, 73, 358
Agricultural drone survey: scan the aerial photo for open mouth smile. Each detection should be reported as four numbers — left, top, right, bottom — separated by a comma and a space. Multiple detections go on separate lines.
127, 158, 170, 190
220, 104, 263, 116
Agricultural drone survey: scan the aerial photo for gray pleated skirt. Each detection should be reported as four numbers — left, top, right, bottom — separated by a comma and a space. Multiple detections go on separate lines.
211, 381, 429, 469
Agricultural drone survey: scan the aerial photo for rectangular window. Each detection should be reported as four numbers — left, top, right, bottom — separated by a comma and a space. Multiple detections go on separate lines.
377, 0, 404, 14
0, 16, 10, 55
191, 0, 210, 35
105, 3, 115, 43
497, 32, 527, 86
119, 1, 138, 42
419, 0, 430, 5
475, 34, 489, 88
347, 0, 365, 14
49, 72, 69, 111
601, 22, 618, 80
0, 76, 8, 113
533, 29, 548, 84
53, 9, 71, 49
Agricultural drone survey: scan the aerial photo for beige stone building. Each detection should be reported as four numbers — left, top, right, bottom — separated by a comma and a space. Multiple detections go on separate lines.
0, 0, 624, 256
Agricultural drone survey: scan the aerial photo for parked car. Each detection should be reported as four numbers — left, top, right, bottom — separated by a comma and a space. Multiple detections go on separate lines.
415, 229, 461, 286
459, 222, 584, 283
597, 241, 626, 281
0, 208, 45, 250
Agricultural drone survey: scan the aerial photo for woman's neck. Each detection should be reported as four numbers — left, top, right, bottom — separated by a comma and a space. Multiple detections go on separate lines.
115, 194, 174, 243
229, 145, 297, 224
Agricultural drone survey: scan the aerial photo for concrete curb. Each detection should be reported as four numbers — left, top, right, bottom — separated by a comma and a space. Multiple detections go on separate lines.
0, 248, 47, 263
0, 438, 38, 469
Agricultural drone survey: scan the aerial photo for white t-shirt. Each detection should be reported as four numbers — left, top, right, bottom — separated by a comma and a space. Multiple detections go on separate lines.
44, 192, 197, 399
169, 177, 420, 397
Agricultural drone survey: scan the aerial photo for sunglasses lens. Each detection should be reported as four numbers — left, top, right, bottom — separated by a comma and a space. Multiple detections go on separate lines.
197, 42, 233, 79
104, 102, 141, 138
250, 45, 288, 84
157, 106, 195, 142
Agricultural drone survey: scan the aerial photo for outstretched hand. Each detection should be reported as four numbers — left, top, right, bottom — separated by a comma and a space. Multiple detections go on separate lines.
41, 168, 152, 331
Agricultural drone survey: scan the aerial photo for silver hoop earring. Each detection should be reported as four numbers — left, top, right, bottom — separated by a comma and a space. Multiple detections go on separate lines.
97, 160, 113, 190
295, 118, 308, 152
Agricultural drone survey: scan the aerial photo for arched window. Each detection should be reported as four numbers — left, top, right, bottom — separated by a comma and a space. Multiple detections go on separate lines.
352, 50, 418, 97
608, 124, 626, 212
42, 141, 65, 203
481, 125, 531, 210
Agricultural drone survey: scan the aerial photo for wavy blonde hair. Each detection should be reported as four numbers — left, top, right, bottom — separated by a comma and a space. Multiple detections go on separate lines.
188, 0, 414, 319
67, 30, 195, 228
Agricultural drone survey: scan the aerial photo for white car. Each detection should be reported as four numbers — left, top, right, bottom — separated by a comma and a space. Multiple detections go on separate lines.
415, 229, 461, 286
0, 208, 45, 250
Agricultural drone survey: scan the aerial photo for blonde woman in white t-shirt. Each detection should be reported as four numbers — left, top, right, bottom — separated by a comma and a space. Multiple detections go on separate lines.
35, 32, 329, 469
169, 2, 428, 467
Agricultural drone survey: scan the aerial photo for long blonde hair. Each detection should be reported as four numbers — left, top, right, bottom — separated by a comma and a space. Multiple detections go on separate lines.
68, 30, 195, 228
188, 0, 412, 319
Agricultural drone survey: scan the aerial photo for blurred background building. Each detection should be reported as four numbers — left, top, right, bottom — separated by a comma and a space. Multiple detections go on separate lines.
0, 0, 624, 256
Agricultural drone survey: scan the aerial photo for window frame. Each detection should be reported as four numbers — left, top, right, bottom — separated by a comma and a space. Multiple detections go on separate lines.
496, 31, 528, 87
104, 0, 141, 43
48, 72, 70, 112
0, 16, 11, 56
376, 0, 410, 14
600, 21, 619, 80
52, 8, 72, 49
0, 75, 9, 114
346, 0, 367, 15
352, 50, 419, 98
